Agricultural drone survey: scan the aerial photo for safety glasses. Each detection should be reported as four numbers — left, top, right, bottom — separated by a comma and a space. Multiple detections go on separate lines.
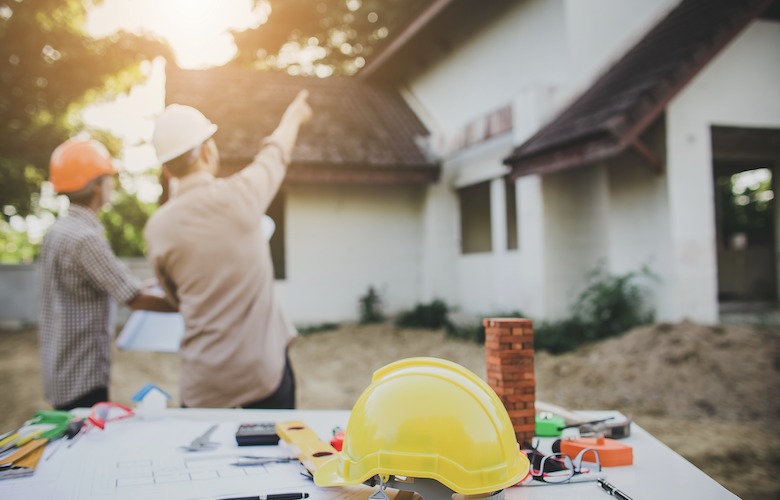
87, 402, 135, 430
522, 441, 602, 484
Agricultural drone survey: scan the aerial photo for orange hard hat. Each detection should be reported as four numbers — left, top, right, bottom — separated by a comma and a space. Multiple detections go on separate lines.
49, 138, 118, 193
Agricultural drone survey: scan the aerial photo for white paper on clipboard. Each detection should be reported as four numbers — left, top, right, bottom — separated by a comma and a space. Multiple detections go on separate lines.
117, 311, 184, 352
117, 215, 273, 353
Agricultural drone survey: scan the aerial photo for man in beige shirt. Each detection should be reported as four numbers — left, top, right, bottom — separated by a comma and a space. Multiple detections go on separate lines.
145, 91, 312, 408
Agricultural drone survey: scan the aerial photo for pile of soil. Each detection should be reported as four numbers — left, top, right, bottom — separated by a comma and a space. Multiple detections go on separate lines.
535, 321, 779, 421
1, 320, 778, 498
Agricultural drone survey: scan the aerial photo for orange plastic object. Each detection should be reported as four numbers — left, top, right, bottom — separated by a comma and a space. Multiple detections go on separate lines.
560, 436, 633, 467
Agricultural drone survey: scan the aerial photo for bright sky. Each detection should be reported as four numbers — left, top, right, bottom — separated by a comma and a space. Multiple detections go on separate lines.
85, 0, 269, 69
81, 0, 269, 202
11, 1, 272, 244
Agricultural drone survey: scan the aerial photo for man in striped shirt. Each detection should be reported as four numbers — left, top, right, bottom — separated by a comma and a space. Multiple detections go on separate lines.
39, 138, 176, 410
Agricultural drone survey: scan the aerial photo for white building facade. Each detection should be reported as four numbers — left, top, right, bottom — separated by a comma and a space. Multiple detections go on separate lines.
366, 0, 780, 323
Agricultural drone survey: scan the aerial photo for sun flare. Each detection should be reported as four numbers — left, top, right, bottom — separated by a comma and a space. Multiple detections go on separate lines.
86, 0, 269, 69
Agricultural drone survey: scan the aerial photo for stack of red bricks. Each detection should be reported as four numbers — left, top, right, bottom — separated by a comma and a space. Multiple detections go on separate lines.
484, 317, 536, 445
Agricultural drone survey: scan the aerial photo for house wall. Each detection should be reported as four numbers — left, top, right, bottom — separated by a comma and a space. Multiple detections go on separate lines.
541, 165, 611, 319
403, 0, 682, 321
406, 0, 567, 138
449, 134, 526, 315
605, 146, 674, 321
665, 19, 780, 321
277, 183, 426, 324
563, 0, 679, 101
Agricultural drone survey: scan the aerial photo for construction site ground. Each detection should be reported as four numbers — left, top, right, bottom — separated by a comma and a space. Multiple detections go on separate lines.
1, 320, 777, 498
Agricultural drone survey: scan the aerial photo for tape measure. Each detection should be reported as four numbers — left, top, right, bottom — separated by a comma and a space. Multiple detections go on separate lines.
560, 436, 633, 467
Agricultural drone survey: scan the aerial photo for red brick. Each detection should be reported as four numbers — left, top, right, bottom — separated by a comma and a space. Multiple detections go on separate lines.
484, 316, 536, 445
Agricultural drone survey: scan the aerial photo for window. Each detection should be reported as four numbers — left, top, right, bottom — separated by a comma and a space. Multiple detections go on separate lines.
459, 181, 492, 254
505, 177, 518, 250
267, 190, 286, 279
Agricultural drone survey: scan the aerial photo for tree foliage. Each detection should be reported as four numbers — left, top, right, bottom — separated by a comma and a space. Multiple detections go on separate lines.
0, 0, 170, 217
99, 184, 157, 257
717, 170, 775, 247
230, 0, 429, 76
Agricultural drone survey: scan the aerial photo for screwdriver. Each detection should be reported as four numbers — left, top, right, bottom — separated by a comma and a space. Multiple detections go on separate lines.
44, 419, 84, 461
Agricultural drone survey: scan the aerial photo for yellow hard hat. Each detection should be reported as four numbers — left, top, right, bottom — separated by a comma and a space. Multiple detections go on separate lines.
315, 357, 529, 495
49, 138, 118, 193
152, 104, 218, 164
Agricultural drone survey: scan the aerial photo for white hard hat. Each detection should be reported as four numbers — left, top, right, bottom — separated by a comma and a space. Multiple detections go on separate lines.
152, 104, 218, 164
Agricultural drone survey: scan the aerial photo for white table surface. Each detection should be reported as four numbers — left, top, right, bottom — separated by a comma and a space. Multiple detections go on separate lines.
0, 408, 737, 500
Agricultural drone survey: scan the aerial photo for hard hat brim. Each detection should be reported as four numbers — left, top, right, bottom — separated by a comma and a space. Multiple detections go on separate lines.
155, 123, 218, 164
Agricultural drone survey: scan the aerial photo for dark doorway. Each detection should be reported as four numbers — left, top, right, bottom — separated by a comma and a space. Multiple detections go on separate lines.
712, 126, 780, 303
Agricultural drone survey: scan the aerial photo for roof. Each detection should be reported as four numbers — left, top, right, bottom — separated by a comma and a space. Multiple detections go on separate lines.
359, 0, 518, 84
504, 0, 776, 178
164, 67, 439, 184
132, 384, 172, 401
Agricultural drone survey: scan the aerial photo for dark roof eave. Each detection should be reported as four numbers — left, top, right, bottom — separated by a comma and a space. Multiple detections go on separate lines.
287, 163, 440, 185
506, 138, 624, 180
359, 0, 457, 80
504, 0, 774, 178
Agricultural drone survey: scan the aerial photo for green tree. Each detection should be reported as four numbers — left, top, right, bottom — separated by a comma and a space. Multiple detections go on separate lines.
99, 184, 157, 258
230, 0, 428, 76
0, 0, 170, 218
717, 169, 775, 247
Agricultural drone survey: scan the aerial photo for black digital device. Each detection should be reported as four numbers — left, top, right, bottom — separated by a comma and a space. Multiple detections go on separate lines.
235, 422, 279, 446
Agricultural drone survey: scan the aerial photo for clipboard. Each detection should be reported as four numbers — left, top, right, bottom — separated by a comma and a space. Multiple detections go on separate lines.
0, 439, 48, 479
116, 311, 185, 352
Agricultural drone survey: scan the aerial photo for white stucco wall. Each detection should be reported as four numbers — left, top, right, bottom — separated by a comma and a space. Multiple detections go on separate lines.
406, 0, 567, 138
665, 20, 780, 322
277, 183, 426, 324
402, 0, 689, 321
563, 0, 679, 101
542, 165, 610, 319
447, 133, 528, 315
606, 154, 674, 321
420, 183, 459, 305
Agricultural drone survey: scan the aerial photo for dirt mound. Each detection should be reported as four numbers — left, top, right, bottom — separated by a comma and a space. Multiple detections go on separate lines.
535, 320, 780, 421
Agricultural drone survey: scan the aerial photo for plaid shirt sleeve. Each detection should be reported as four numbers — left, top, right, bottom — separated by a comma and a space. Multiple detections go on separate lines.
75, 232, 141, 305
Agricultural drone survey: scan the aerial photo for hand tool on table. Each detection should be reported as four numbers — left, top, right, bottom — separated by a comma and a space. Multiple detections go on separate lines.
536, 412, 615, 437
181, 424, 220, 451
44, 418, 85, 460
230, 455, 299, 467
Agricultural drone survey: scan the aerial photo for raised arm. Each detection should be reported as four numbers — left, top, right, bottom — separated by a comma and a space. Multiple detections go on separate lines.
264, 90, 313, 163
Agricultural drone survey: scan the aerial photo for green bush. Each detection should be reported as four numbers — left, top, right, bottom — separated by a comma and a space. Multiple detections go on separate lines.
534, 317, 591, 354
444, 310, 526, 344
396, 299, 449, 329
358, 286, 384, 324
438, 267, 655, 353
296, 322, 340, 336
534, 266, 655, 353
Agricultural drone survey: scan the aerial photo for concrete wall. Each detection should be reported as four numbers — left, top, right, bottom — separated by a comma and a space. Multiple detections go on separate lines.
407, 0, 567, 138
0, 258, 151, 329
0, 264, 40, 329
665, 20, 780, 322
541, 165, 610, 319
277, 183, 426, 324
605, 150, 673, 321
